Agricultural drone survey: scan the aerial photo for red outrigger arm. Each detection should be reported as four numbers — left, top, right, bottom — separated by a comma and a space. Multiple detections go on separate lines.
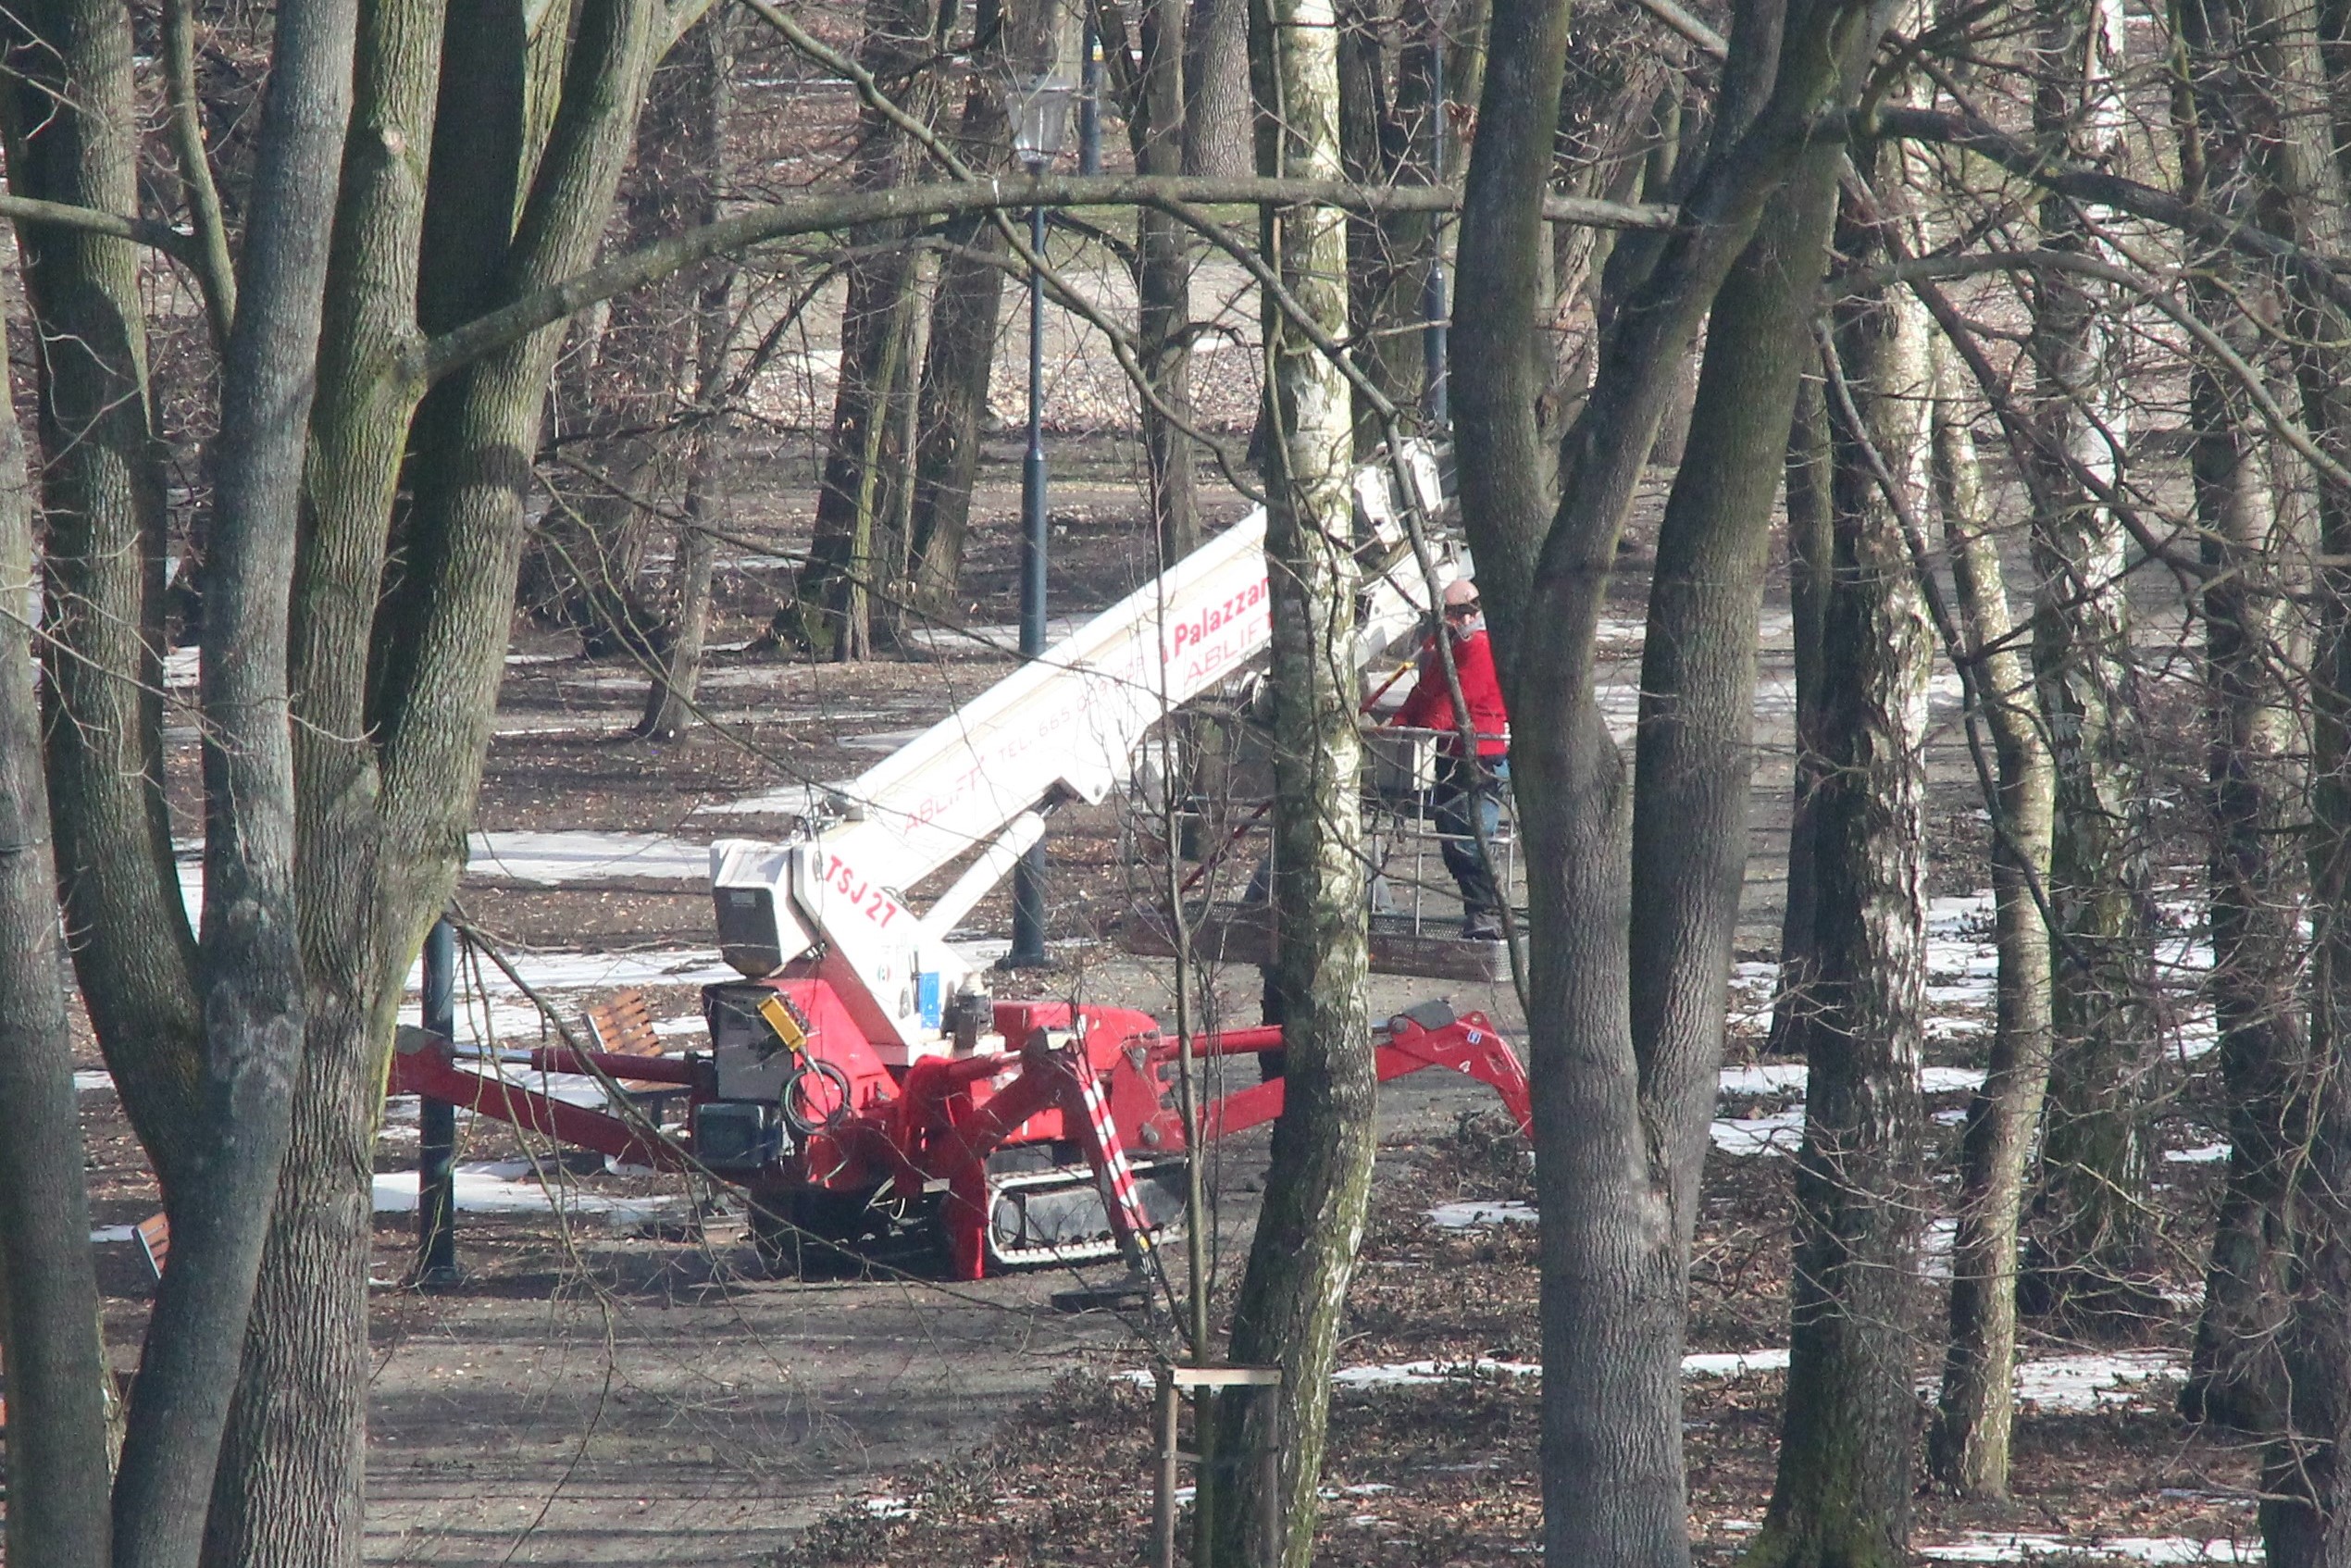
388, 1030, 703, 1172
1191, 1010, 1533, 1144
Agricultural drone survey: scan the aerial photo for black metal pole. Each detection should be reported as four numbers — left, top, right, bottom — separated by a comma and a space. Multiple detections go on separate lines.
1421, 40, 1449, 427
416, 916, 461, 1285
1079, 19, 1102, 175
1009, 197, 1051, 966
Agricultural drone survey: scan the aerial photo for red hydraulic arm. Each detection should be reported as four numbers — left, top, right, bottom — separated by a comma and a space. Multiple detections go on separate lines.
1189, 1009, 1530, 1145
388, 1030, 702, 1172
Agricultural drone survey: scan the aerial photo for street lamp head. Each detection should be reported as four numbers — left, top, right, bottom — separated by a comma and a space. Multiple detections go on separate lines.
1012, 72, 1076, 172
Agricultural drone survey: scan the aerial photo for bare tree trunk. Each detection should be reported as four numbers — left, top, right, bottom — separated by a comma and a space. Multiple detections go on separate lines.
1184, 0, 1251, 175
2234, 0, 2351, 1555
1770, 370, 1830, 1059
536, 9, 731, 658
1930, 340, 2058, 1498
203, 4, 668, 1566
902, 0, 1012, 618
1, 0, 205, 1192
0, 361, 112, 1568
1138, 0, 1200, 558
2173, 0, 2314, 1435
113, 1, 357, 1562
2023, 0, 2160, 1329
1746, 179, 1932, 1568
1449, 0, 1887, 1553
1209, 3, 1369, 1562
1337, 0, 1418, 446
640, 15, 736, 734
637, 279, 732, 737
791, 0, 940, 658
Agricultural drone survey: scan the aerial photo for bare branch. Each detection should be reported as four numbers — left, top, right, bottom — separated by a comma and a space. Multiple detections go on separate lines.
418, 174, 1674, 381
0, 192, 198, 266
163, 0, 236, 346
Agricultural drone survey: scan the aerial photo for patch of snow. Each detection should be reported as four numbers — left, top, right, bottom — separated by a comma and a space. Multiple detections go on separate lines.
1332, 1359, 1541, 1388
370, 1164, 684, 1225
2166, 1142, 2232, 1164
2011, 1350, 2184, 1412
164, 647, 199, 689
1710, 1107, 1806, 1157
504, 652, 569, 666
467, 829, 711, 886
1717, 1063, 1810, 1096
860, 1497, 914, 1520
1922, 1535, 2259, 1564
1921, 1065, 1989, 1093
491, 717, 629, 739
1682, 1349, 1791, 1378
836, 727, 931, 753
89, 1225, 138, 1243
75, 1070, 114, 1093
1922, 1218, 1959, 1283
1427, 1200, 1538, 1228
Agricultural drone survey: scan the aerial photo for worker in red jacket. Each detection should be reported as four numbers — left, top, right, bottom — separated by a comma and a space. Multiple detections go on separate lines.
1390, 577, 1511, 939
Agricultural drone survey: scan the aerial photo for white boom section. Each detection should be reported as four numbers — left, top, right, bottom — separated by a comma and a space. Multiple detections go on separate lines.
710, 443, 1456, 1061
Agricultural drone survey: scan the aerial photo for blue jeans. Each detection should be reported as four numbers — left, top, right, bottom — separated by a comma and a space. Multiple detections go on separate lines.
1434, 754, 1508, 916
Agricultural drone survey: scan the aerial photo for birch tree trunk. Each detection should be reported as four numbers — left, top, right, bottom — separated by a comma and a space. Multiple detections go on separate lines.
2023, 0, 2160, 1327
1930, 341, 2058, 1497
1769, 370, 1831, 1061
1746, 180, 1932, 1568
1210, 2, 1371, 1562
0, 363, 112, 1568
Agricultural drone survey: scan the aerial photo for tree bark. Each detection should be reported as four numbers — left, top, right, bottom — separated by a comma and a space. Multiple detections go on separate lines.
638, 268, 735, 736
535, 9, 729, 658
1185, 0, 1251, 175
1450, 0, 1887, 1553
1743, 171, 1932, 1568
790, 0, 940, 658
1768, 368, 1831, 1061
2022, 0, 2161, 1329
0, 357, 113, 1568
637, 13, 735, 733
203, 4, 669, 1566
1137, 0, 1200, 559
902, 1, 1012, 619
1929, 340, 2058, 1497
112, 0, 357, 1562
1210, 1, 1370, 1562
2172, 0, 2320, 1436
1, 0, 205, 1193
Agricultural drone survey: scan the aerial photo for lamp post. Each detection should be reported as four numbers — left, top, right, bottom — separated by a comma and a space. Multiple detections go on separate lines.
1008, 72, 1073, 968
1078, 19, 1102, 175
